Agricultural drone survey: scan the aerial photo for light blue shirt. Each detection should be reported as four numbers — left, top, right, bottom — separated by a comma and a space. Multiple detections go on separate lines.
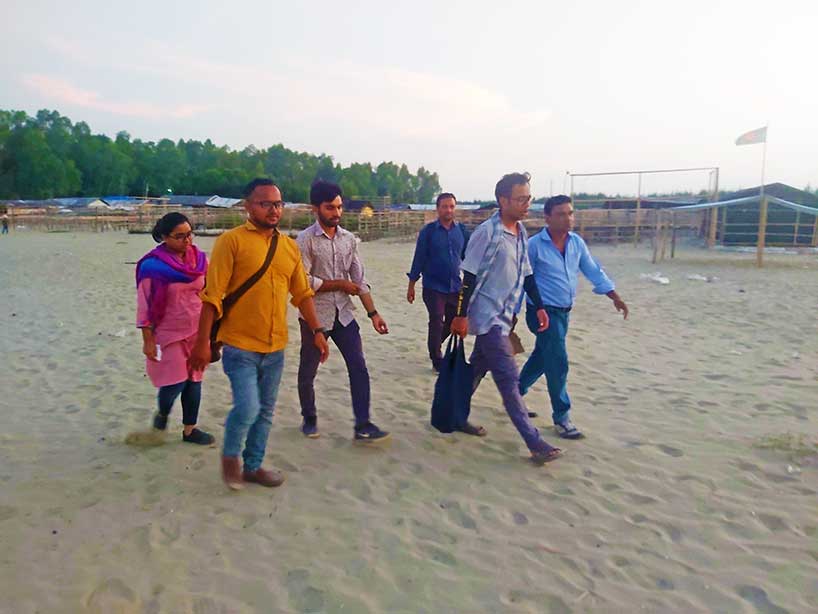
461, 221, 532, 335
527, 229, 614, 308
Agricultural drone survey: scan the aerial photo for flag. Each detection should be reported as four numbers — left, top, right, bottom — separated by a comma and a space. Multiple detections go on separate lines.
735, 126, 767, 146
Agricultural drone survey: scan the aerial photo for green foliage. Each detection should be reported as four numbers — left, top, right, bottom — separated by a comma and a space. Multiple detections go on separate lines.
0, 109, 442, 203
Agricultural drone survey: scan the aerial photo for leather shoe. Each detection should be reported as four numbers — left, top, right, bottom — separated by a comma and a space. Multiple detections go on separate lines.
243, 467, 285, 488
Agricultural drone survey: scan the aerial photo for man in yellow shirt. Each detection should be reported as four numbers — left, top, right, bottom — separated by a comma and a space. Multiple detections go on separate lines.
190, 178, 329, 491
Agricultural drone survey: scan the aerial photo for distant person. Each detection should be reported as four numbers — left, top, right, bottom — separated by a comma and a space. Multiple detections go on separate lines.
519, 195, 628, 439
135, 212, 214, 445
450, 172, 562, 463
406, 192, 470, 371
1, 213, 9, 234
189, 178, 329, 490
295, 179, 390, 442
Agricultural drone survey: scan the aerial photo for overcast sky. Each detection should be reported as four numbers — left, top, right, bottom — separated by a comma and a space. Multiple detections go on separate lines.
1, 0, 815, 199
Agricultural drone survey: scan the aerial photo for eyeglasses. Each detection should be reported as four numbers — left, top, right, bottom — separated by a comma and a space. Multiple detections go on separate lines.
510, 195, 532, 205
168, 231, 194, 240
248, 199, 285, 210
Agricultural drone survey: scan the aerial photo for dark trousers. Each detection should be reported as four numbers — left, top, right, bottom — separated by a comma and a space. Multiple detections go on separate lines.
519, 307, 571, 424
298, 317, 371, 426
470, 326, 550, 453
422, 287, 459, 369
157, 380, 201, 425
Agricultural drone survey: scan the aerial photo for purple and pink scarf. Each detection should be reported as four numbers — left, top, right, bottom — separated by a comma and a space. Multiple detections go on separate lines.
135, 243, 207, 327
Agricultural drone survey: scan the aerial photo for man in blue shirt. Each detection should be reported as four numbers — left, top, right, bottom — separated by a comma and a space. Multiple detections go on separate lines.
451, 173, 562, 464
407, 193, 470, 371
520, 195, 629, 439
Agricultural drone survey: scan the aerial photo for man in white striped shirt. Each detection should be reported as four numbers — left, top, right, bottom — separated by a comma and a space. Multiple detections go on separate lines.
295, 179, 391, 443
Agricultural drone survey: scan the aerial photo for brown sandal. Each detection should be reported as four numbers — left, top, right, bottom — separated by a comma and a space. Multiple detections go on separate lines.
457, 422, 487, 437
530, 445, 563, 465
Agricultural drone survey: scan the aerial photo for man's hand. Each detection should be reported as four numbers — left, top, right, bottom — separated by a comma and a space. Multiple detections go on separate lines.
451, 316, 468, 338
341, 280, 360, 295
142, 339, 158, 361
314, 332, 330, 363
612, 297, 629, 319
189, 338, 212, 371
371, 314, 389, 335
536, 308, 550, 332
406, 281, 416, 304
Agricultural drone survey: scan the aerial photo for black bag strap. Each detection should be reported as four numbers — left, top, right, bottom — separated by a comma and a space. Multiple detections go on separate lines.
221, 231, 279, 316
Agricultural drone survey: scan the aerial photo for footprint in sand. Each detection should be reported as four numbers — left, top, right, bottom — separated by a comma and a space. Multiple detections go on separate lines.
193, 596, 229, 614
419, 542, 457, 567
736, 585, 789, 614
286, 569, 326, 613
512, 511, 528, 525
0, 505, 16, 521
86, 578, 141, 614
657, 444, 684, 458
440, 500, 477, 530
757, 514, 788, 532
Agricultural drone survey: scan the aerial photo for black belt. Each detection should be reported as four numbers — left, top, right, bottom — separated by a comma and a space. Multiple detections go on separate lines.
527, 304, 572, 313
543, 305, 572, 313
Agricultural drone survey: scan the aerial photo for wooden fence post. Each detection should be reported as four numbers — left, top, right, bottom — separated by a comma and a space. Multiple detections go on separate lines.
756, 196, 768, 268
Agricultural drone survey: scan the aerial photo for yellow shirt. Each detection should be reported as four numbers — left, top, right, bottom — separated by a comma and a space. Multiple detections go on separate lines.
200, 221, 314, 353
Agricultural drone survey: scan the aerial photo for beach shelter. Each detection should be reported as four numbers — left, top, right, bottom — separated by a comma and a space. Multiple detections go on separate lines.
670, 183, 818, 267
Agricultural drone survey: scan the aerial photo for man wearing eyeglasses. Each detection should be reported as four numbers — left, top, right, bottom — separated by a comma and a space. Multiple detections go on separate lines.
450, 172, 562, 464
295, 179, 390, 442
191, 178, 329, 490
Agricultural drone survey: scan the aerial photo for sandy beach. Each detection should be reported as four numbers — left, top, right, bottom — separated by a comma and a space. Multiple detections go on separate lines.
1, 230, 817, 614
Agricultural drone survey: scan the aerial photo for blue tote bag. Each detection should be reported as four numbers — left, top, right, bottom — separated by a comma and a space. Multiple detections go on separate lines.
430, 335, 474, 433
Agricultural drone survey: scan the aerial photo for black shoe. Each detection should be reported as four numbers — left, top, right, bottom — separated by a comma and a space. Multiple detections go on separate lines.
183, 428, 215, 445
354, 422, 391, 443
153, 413, 168, 431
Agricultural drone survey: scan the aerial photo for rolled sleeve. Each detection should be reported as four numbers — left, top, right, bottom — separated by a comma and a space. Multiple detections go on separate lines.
199, 233, 234, 319
460, 224, 490, 275
349, 241, 370, 295
578, 238, 615, 295
295, 232, 324, 292
289, 256, 315, 307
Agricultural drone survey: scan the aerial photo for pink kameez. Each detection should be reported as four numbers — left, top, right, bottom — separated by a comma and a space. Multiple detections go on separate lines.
136, 274, 207, 387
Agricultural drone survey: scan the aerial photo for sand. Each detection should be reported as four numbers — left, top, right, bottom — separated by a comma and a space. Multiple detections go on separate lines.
0, 231, 817, 614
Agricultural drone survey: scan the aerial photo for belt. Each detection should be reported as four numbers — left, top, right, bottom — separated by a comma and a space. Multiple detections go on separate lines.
526, 303, 572, 313
543, 305, 572, 313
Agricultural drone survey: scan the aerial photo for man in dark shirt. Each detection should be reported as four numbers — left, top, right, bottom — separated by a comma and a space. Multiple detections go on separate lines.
406, 193, 470, 371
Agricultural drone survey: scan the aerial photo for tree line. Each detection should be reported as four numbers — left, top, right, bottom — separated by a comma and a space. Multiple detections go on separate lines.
0, 109, 442, 203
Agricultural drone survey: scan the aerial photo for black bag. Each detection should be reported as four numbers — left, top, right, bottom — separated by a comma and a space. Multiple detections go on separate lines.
209, 232, 279, 362
430, 335, 474, 433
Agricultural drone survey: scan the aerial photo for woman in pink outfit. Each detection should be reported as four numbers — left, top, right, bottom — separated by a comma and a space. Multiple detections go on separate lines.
136, 213, 214, 445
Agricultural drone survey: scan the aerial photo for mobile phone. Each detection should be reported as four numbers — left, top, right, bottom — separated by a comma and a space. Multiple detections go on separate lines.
155, 344, 162, 361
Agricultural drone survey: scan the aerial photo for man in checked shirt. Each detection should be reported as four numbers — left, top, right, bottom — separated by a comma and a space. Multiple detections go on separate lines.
295, 179, 391, 442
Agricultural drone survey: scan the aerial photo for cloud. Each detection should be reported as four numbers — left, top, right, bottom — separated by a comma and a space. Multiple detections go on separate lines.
22, 74, 211, 120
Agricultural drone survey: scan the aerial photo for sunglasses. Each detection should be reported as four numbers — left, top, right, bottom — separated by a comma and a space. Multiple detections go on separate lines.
168, 231, 194, 240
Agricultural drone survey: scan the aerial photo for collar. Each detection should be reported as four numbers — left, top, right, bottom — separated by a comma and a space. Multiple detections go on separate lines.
434, 219, 456, 231
541, 228, 573, 244
310, 220, 348, 239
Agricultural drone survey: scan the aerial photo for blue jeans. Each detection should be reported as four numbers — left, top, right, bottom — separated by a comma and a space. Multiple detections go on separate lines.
221, 344, 285, 472
470, 325, 552, 454
519, 307, 571, 424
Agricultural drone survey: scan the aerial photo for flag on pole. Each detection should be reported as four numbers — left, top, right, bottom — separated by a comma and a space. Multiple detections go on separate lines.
735, 126, 767, 146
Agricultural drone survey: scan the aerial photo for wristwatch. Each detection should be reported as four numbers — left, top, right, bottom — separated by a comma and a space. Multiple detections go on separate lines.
313, 327, 327, 335
367, 310, 378, 318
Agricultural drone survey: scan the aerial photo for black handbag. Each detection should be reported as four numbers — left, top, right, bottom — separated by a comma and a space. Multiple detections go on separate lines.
430, 335, 474, 432
209, 232, 279, 362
